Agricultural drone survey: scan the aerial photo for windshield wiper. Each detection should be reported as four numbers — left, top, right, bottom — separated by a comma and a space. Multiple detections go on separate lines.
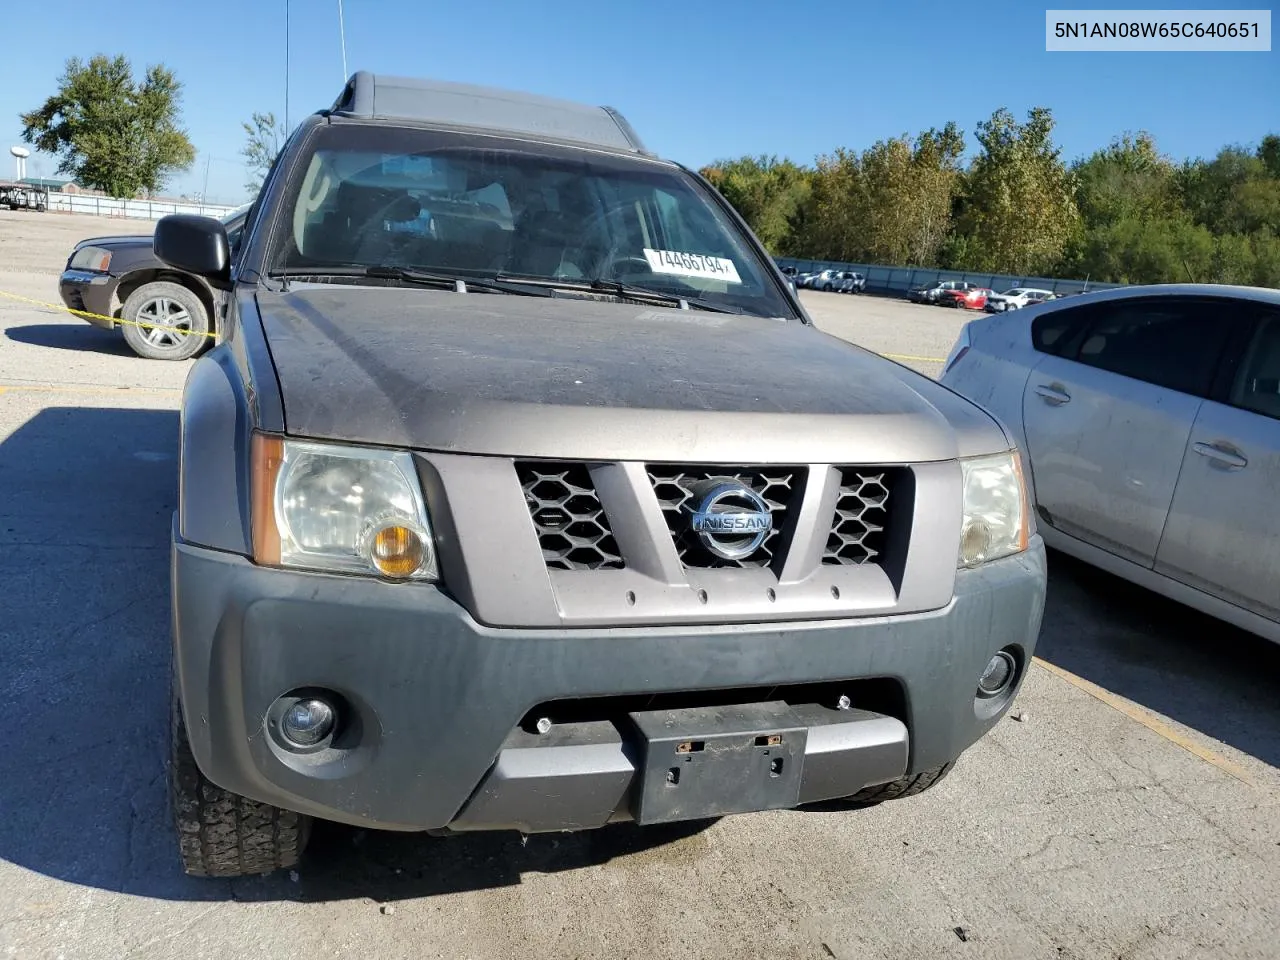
495, 274, 742, 314
271, 265, 553, 297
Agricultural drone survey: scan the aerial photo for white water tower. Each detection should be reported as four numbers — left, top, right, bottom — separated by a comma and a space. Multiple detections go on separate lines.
10, 146, 30, 182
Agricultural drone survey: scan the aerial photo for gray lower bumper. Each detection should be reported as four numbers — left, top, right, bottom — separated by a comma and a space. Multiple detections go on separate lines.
449, 704, 907, 834
172, 524, 1046, 833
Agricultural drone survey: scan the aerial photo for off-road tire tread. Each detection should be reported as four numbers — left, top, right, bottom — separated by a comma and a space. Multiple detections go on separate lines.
169, 692, 311, 877
845, 762, 954, 805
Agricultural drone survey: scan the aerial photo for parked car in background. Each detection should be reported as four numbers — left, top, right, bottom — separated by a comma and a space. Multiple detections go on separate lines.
815, 270, 860, 293
806, 269, 842, 291
985, 288, 1056, 312
941, 287, 990, 310
837, 271, 866, 294
941, 283, 1280, 645
908, 280, 974, 304
58, 202, 252, 360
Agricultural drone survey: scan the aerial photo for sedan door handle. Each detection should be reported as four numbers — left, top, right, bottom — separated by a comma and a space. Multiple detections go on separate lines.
1193, 442, 1247, 469
1034, 384, 1071, 405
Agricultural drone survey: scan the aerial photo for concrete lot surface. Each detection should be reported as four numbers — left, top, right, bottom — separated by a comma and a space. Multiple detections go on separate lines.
1, 209, 1278, 960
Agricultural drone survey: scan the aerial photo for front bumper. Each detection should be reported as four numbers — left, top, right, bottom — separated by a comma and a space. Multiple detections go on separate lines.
172, 524, 1047, 833
58, 270, 119, 327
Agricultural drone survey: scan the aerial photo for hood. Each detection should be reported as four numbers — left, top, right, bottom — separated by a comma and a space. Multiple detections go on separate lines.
74, 234, 154, 251
256, 285, 999, 462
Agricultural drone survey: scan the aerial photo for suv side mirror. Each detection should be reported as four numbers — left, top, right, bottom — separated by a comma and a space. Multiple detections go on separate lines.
154, 214, 231, 289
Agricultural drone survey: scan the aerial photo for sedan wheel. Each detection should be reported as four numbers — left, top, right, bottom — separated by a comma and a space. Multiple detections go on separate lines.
120, 281, 210, 361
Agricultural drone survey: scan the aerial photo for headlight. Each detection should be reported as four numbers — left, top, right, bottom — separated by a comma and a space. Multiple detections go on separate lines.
69, 245, 112, 272
958, 451, 1030, 567
251, 435, 438, 581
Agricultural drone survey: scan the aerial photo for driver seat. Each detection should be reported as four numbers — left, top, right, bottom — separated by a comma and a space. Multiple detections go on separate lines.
507, 209, 574, 277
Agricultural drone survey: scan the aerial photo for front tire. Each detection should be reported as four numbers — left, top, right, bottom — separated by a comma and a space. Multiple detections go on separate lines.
169, 691, 313, 878
803, 762, 956, 813
848, 762, 954, 804
120, 281, 209, 361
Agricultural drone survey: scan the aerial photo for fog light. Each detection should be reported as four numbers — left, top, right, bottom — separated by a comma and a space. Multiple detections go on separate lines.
281, 698, 336, 746
977, 651, 1016, 698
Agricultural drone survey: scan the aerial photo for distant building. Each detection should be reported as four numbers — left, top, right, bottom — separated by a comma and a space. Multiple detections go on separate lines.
20, 177, 77, 192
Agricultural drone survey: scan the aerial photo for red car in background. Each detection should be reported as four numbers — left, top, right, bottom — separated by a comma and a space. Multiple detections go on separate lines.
939, 286, 990, 310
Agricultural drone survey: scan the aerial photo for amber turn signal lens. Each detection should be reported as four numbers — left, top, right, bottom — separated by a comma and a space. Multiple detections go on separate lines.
370, 524, 425, 578
250, 433, 285, 566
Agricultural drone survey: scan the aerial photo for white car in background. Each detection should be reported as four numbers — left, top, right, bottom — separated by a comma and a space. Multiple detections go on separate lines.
805, 269, 841, 291
940, 284, 1280, 644
985, 287, 1055, 312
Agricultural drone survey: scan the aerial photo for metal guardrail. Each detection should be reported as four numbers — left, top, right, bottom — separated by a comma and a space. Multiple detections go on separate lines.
47, 193, 239, 221
776, 257, 1123, 297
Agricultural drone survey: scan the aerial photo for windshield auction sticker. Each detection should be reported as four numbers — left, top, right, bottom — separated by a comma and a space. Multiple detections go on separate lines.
643, 249, 743, 284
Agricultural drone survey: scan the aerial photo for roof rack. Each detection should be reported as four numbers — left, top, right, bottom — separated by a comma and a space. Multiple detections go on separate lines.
329, 72, 650, 155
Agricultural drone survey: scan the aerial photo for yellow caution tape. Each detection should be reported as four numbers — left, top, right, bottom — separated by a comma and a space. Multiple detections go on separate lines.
0, 288, 217, 339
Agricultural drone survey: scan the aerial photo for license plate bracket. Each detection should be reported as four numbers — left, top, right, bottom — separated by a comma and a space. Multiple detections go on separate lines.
628, 701, 807, 825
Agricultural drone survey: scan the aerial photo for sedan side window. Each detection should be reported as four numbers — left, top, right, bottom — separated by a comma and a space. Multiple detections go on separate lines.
1030, 305, 1090, 357
1067, 299, 1229, 397
1229, 313, 1280, 420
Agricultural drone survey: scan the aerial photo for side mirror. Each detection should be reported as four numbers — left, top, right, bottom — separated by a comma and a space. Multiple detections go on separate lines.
154, 214, 231, 289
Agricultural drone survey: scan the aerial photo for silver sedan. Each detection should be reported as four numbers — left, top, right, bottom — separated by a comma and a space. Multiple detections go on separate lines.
940, 283, 1280, 644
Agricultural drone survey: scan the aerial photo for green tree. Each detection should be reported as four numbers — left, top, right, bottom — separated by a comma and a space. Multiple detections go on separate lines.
1177, 145, 1271, 234
956, 107, 1081, 275
1073, 216, 1215, 285
1072, 132, 1180, 228
1257, 134, 1280, 179
800, 147, 865, 262
858, 123, 965, 266
241, 111, 284, 196
19, 54, 195, 198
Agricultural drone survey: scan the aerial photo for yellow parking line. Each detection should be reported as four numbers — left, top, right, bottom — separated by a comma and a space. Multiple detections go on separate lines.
0, 382, 181, 398
1032, 656, 1256, 787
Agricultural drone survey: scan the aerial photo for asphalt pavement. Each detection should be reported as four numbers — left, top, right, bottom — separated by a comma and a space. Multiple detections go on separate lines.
1, 210, 1278, 960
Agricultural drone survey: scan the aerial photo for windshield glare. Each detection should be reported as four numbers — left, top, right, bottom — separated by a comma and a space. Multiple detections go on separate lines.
271, 125, 796, 319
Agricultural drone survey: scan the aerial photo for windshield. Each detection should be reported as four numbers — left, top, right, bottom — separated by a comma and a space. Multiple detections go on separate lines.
269, 124, 796, 319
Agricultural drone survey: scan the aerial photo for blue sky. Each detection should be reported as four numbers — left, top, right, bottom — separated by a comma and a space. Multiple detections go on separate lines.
1, 0, 1275, 204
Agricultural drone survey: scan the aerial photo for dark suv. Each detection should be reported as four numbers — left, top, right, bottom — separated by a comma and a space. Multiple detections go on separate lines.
154, 73, 1046, 878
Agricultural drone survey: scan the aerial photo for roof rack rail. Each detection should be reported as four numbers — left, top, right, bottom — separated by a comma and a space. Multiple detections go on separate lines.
329, 72, 650, 155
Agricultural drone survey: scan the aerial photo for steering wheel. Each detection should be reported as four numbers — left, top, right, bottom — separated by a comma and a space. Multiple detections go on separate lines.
349, 194, 425, 263
599, 254, 654, 280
